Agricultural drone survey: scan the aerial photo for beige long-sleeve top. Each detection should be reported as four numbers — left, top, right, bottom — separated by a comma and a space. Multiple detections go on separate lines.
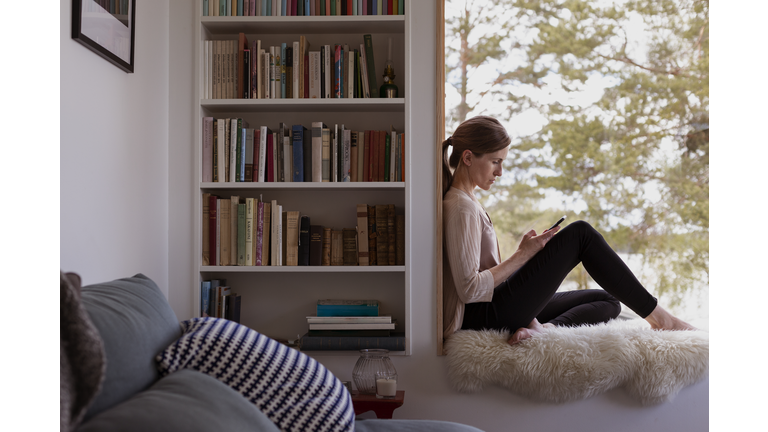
442, 187, 501, 338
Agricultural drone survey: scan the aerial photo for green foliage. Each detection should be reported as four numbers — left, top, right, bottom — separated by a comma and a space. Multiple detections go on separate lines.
446, 0, 709, 299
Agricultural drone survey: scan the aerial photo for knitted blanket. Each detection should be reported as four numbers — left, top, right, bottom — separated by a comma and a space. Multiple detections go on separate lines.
60, 272, 106, 432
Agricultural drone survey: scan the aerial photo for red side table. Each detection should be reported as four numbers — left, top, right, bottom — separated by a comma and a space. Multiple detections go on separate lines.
350, 390, 405, 419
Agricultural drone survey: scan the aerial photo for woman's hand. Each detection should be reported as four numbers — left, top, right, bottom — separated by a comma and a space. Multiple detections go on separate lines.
516, 227, 560, 260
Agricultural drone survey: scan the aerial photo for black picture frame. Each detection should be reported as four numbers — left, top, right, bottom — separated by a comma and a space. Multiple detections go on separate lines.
72, 0, 136, 73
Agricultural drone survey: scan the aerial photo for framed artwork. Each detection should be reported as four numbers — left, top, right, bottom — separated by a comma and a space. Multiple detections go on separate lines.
72, 0, 136, 73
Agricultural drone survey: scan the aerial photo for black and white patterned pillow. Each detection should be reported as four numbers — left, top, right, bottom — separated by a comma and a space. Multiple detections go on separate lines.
156, 317, 354, 432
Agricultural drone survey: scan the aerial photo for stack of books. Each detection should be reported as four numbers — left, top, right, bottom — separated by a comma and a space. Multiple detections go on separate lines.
300, 300, 405, 351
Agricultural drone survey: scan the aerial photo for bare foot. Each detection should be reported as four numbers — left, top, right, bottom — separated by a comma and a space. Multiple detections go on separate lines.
507, 319, 552, 345
645, 305, 698, 331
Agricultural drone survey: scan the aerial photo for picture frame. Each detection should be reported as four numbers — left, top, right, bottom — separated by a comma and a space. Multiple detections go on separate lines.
72, 0, 136, 73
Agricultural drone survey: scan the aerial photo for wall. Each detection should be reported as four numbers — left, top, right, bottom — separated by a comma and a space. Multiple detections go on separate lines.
170, 1, 708, 431
60, 0, 171, 293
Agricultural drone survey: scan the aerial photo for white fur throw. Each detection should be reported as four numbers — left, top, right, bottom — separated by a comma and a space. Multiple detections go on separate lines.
445, 320, 708, 405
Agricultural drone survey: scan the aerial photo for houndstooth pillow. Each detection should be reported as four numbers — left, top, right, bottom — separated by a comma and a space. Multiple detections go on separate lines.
156, 317, 354, 432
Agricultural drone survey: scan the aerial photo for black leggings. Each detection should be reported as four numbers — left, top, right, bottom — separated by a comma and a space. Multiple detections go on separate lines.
461, 220, 658, 333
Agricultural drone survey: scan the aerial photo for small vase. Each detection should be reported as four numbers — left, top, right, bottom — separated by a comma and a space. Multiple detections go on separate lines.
351, 349, 397, 394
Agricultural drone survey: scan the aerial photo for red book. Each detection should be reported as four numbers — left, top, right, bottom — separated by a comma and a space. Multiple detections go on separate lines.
209, 195, 218, 266
266, 132, 274, 182
388, 0, 393, 15
347, 0, 353, 15
253, 129, 260, 181
378, 130, 386, 181
291, 0, 298, 16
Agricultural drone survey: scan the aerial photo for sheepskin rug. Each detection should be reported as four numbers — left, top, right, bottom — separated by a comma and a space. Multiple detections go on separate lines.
445, 319, 708, 405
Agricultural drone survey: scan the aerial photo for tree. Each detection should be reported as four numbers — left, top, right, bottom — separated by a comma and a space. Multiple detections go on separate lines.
447, 0, 709, 306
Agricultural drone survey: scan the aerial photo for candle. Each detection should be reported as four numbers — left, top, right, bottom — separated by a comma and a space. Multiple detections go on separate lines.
376, 378, 397, 397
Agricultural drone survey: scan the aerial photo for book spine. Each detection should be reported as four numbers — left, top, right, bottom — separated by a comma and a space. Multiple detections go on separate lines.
343, 129, 351, 182
367, 205, 377, 265
202, 193, 211, 266
387, 204, 396, 265
309, 51, 321, 99
322, 227, 332, 265
334, 45, 342, 98
299, 215, 310, 266
200, 281, 211, 316
202, 117, 213, 182
291, 125, 304, 182
309, 224, 323, 266
286, 210, 300, 266
356, 204, 369, 265
238, 203, 246, 265
350, 131, 358, 182
292, 41, 300, 98
342, 228, 358, 265
219, 198, 231, 266
209, 195, 218, 265
384, 130, 390, 182
255, 200, 264, 265
375, 204, 388, 265
303, 125, 312, 182
321, 126, 331, 182
281, 43, 287, 98
245, 198, 254, 265
316, 305, 379, 316
230, 196, 239, 264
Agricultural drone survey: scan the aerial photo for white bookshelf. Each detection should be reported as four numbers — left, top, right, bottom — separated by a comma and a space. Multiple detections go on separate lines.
193, 3, 411, 355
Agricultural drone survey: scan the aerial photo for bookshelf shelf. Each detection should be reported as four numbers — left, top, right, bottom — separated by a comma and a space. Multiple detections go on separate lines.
200, 182, 404, 190
201, 15, 405, 34
201, 98, 405, 113
194, 3, 411, 356
200, 265, 405, 273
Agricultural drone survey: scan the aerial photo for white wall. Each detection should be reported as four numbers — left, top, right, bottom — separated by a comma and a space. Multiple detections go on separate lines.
61, 1, 708, 431
60, 0, 171, 293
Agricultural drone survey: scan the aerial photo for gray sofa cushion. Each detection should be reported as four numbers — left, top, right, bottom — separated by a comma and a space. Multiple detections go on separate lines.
80, 274, 182, 422
77, 369, 280, 432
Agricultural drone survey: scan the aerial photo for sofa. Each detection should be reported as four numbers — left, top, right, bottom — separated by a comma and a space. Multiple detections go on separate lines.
61, 272, 483, 432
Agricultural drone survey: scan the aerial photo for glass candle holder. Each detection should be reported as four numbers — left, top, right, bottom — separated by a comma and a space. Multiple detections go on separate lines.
352, 349, 397, 395
375, 372, 398, 399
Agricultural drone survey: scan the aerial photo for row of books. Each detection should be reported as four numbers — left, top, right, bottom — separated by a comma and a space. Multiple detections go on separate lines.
300, 300, 405, 351
203, 198, 404, 266
204, 33, 382, 100
202, 118, 405, 183
200, 279, 242, 322
203, 0, 405, 17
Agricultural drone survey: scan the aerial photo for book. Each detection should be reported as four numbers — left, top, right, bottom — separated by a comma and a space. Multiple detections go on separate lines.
202, 117, 213, 182
356, 204, 369, 265
226, 293, 242, 323
244, 128, 254, 181
375, 204, 388, 265
245, 198, 255, 265
306, 315, 392, 324
311, 122, 326, 182
280, 122, 291, 182
321, 124, 331, 181
306, 329, 391, 337
291, 125, 306, 182
302, 125, 312, 181
342, 228, 357, 265
285, 210, 300, 266
219, 198, 231, 266
309, 50, 321, 98
262, 201, 271, 265
322, 227, 332, 265
309, 224, 323, 266
237, 202, 246, 265
308, 322, 395, 330
292, 40, 300, 98
218, 285, 231, 318
342, 128, 351, 182
255, 200, 264, 265
237, 33, 249, 99
363, 34, 378, 97
271, 200, 280, 265
230, 196, 239, 264
350, 131, 358, 182
299, 35, 309, 98
367, 204, 377, 265
209, 279, 226, 317
317, 299, 379, 317
299, 215, 310, 266
299, 332, 405, 351
201, 280, 211, 316
202, 193, 211, 266
387, 204, 396, 265
209, 195, 219, 265
285, 45, 293, 98
396, 213, 405, 265
331, 230, 344, 266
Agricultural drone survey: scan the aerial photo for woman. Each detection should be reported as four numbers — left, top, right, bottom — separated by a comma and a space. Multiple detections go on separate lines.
442, 116, 695, 345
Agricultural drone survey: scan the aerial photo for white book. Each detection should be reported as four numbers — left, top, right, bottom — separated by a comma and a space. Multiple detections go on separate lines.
308, 322, 397, 330
306, 316, 392, 324
309, 51, 321, 99
258, 126, 267, 182
292, 41, 300, 98
217, 118, 226, 182
245, 198, 254, 265
311, 122, 326, 182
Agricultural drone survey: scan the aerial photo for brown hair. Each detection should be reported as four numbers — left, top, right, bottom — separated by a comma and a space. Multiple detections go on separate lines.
441, 116, 511, 197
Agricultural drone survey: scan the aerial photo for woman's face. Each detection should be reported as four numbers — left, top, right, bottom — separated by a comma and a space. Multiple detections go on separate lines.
464, 147, 508, 191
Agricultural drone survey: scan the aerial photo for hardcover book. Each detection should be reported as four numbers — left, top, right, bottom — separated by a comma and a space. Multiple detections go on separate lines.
322, 227, 332, 265
367, 205, 377, 265
387, 204, 396, 265
331, 230, 344, 266
202, 193, 211, 266
356, 204, 369, 265
299, 332, 405, 351
285, 210, 300, 266
291, 125, 306, 182
311, 122, 327, 182
306, 315, 392, 324
299, 215, 311, 266
309, 224, 323, 266
238, 202, 246, 266
342, 228, 357, 265
375, 204, 388, 265
316, 299, 380, 317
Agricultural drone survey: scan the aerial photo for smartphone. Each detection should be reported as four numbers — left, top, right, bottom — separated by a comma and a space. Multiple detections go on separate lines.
547, 216, 566, 232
